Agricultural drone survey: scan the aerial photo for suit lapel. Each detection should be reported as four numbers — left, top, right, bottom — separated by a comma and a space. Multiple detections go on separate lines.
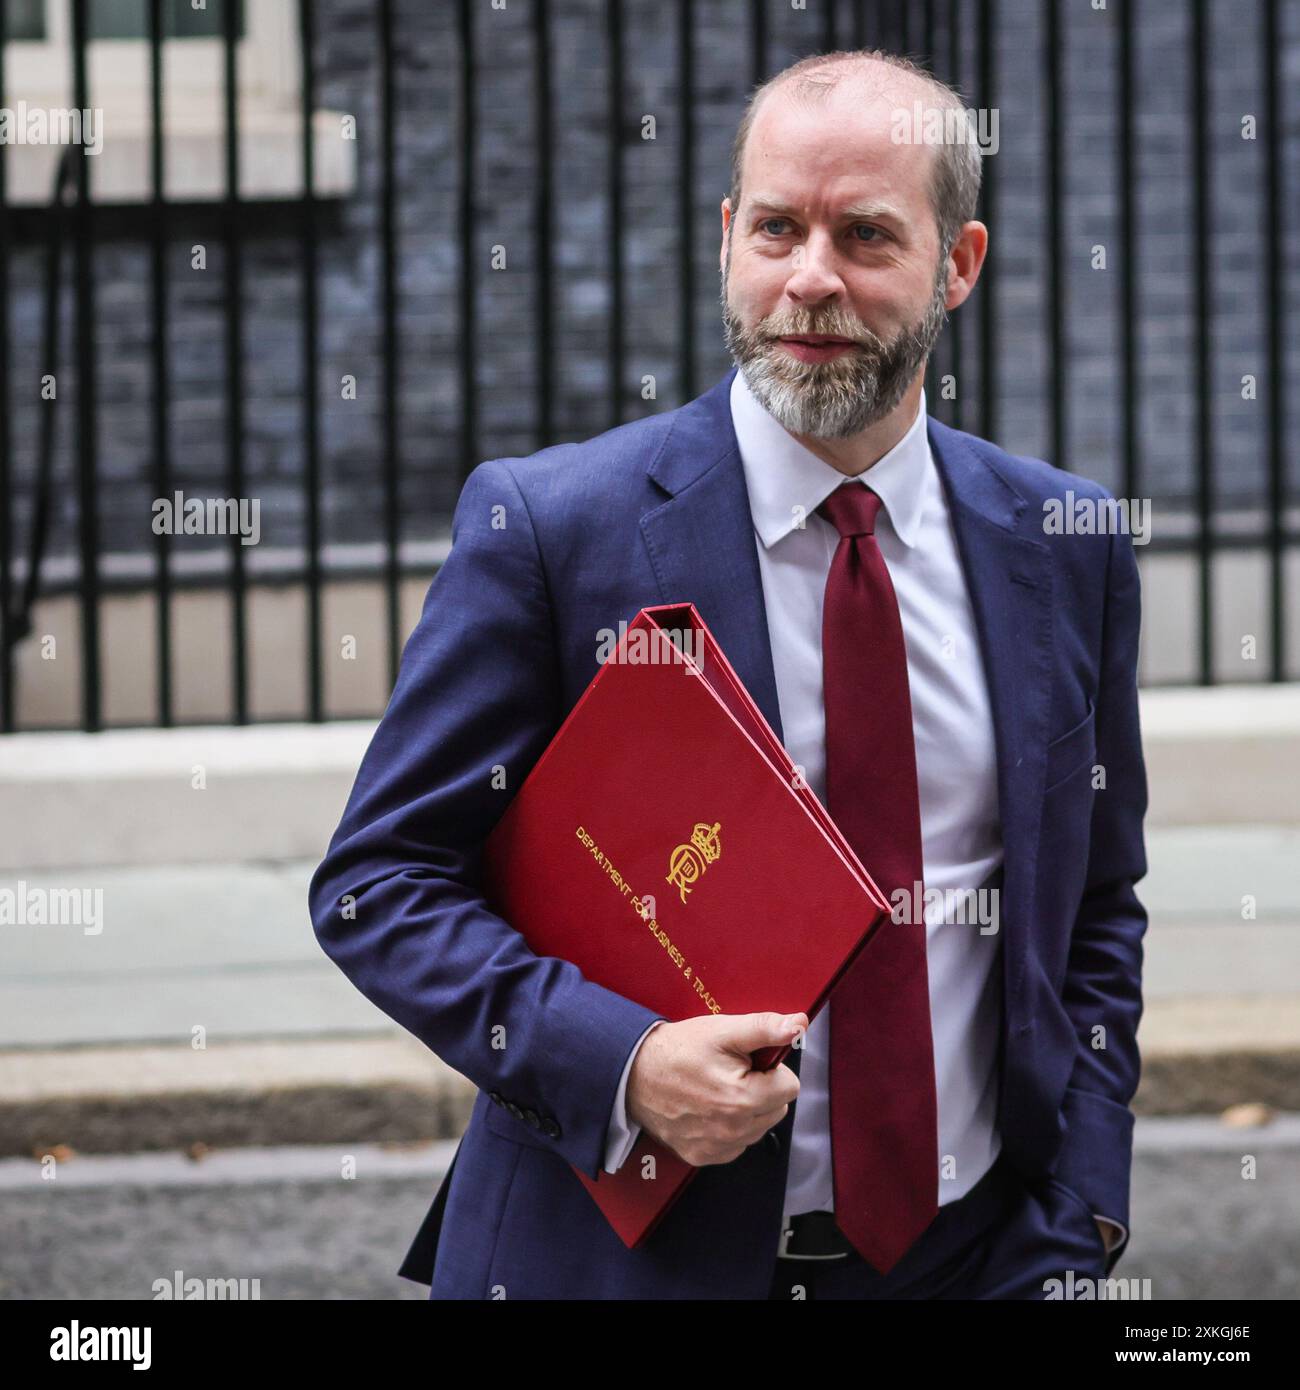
927, 417, 1053, 1027
639, 369, 785, 746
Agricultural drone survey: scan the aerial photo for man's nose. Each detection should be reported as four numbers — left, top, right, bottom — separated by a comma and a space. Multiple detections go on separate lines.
784, 230, 844, 303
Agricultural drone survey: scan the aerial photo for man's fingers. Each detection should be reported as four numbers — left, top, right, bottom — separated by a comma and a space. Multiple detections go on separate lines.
745, 1062, 799, 1109
714, 1010, 808, 1056
749, 1103, 790, 1140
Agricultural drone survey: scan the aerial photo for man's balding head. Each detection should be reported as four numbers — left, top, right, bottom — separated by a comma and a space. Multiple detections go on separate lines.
716, 47, 989, 446
727, 50, 982, 269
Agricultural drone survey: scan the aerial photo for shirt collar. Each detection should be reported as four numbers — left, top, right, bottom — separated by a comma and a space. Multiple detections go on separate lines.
730, 367, 931, 550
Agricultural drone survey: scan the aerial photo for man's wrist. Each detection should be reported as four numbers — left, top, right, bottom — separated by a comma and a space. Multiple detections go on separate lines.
603, 1019, 667, 1173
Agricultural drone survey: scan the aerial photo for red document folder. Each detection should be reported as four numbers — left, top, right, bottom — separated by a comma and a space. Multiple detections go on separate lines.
482, 603, 892, 1248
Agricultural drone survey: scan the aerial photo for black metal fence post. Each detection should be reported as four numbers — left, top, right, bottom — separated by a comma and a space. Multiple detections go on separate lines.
222, 0, 248, 723
300, 0, 323, 723
0, 0, 11, 731
70, 0, 101, 731
148, 0, 172, 727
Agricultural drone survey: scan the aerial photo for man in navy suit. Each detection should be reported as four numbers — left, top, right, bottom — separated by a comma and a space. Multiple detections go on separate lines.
309, 48, 1148, 1299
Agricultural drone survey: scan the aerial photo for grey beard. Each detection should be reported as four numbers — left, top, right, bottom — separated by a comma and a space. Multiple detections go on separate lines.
719, 266, 950, 440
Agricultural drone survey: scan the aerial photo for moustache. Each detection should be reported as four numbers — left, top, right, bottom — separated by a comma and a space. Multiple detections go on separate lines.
756, 318, 883, 351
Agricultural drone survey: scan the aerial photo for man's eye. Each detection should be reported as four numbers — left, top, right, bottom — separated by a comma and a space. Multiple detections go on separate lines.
759, 218, 790, 236
852, 224, 883, 243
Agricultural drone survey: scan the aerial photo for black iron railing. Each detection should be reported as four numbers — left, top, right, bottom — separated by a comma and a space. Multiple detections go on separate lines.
0, 0, 1295, 734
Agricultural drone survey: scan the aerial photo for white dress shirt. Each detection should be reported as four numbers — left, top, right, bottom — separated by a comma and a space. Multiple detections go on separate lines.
600, 371, 1125, 1254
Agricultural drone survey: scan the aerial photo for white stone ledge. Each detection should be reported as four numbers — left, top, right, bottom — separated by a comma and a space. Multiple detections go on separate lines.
0, 686, 1296, 870
1141, 685, 1300, 826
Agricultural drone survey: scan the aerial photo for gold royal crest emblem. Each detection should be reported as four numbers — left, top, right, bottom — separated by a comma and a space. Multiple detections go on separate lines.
665, 821, 722, 903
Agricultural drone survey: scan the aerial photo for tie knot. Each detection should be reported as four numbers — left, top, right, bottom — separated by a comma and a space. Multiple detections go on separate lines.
817, 482, 882, 538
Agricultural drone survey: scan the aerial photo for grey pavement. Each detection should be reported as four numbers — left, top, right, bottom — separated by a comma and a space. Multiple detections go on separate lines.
0, 823, 1295, 1162
0, 1119, 1295, 1299
0, 824, 1296, 1049
1, 825, 1296, 1301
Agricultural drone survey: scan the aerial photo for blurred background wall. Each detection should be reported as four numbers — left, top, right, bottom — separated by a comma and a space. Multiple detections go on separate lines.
1, 0, 1298, 731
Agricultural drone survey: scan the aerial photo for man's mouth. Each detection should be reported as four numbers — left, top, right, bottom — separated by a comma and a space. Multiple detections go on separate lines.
774, 334, 860, 363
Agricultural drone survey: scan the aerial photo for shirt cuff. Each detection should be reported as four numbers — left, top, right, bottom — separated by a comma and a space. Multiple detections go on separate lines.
602, 1019, 667, 1174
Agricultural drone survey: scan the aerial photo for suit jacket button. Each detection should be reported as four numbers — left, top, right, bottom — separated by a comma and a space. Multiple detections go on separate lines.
506, 1101, 523, 1120
488, 1091, 505, 1107
765, 1130, 782, 1152
523, 1108, 542, 1130
542, 1117, 561, 1138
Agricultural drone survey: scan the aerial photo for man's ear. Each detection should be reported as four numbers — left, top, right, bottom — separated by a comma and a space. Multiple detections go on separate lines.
719, 196, 732, 272
944, 220, 989, 312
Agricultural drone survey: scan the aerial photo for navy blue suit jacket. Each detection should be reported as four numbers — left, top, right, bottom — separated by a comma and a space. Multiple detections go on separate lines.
308, 367, 1149, 1299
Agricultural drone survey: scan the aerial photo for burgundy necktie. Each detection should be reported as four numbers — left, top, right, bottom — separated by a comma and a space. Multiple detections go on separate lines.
817, 480, 939, 1273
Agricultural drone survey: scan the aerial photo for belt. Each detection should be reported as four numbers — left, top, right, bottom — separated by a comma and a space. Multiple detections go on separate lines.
776, 1150, 1020, 1264
777, 1210, 854, 1261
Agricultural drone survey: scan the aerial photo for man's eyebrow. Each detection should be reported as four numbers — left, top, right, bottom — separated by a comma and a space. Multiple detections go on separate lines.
746, 197, 908, 225
840, 200, 907, 223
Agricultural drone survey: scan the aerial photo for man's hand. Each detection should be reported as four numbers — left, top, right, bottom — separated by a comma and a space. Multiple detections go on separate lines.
625, 1011, 806, 1166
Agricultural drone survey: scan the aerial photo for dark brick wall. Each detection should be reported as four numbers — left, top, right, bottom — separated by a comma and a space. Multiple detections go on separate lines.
4, 0, 1298, 572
